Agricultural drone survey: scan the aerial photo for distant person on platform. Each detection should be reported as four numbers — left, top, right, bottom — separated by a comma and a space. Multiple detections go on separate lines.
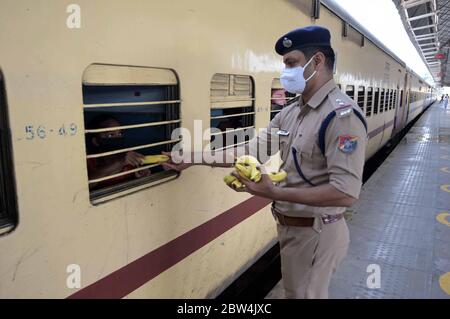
444, 94, 449, 109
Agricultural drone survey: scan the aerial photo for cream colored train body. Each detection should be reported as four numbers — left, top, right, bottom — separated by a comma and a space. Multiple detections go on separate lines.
0, 0, 435, 298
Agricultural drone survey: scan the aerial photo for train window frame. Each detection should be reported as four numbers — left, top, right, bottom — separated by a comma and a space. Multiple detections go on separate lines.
373, 87, 380, 115
393, 89, 398, 109
385, 89, 390, 112
270, 78, 297, 120
210, 73, 255, 151
399, 90, 403, 108
366, 87, 373, 117
345, 85, 355, 101
387, 89, 391, 110
357, 86, 365, 112
0, 71, 18, 235
389, 89, 394, 110
379, 88, 385, 113
82, 64, 181, 205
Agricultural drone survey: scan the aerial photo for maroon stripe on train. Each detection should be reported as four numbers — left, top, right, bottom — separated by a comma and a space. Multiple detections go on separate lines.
67, 196, 272, 299
368, 119, 395, 139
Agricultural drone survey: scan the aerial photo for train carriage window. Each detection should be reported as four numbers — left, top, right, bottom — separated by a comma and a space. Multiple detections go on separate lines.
0, 72, 17, 233
270, 78, 296, 120
388, 89, 393, 110
391, 89, 395, 110
384, 89, 392, 112
391, 90, 395, 109
210, 74, 255, 151
386, 89, 390, 110
345, 85, 355, 101
82, 64, 181, 204
400, 90, 403, 108
380, 89, 385, 113
373, 88, 380, 115
366, 87, 373, 117
357, 86, 365, 112
393, 90, 398, 109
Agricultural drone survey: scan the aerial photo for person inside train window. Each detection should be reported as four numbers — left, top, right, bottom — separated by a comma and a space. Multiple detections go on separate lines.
216, 108, 244, 131
213, 108, 246, 148
86, 114, 151, 189
271, 88, 287, 111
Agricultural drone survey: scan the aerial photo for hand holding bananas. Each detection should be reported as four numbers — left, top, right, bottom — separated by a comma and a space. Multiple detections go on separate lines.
223, 155, 287, 198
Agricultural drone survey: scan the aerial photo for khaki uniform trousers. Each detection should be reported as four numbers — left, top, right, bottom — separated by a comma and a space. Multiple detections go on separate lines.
276, 217, 350, 299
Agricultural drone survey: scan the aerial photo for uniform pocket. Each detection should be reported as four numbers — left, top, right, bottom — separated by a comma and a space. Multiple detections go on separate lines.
299, 135, 318, 158
279, 134, 290, 162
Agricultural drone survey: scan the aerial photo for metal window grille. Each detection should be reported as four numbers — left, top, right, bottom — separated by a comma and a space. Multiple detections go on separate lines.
210, 74, 255, 151
0, 74, 17, 233
366, 87, 373, 117
83, 64, 181, 204
357, 86, 365, 111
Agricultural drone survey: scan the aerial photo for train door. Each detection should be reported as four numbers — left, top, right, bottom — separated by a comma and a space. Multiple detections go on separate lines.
393, 72, 407, 134
402, 72, 411, 128
393, 84, 401, 135
405, 74, 412, 125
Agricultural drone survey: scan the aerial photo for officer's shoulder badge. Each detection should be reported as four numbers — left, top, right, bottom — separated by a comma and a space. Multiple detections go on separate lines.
334, 98, 353, 118
338, 135, 358, 153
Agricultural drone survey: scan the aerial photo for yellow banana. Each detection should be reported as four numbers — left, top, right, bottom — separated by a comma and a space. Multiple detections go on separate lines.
235, 155, 259, 167
250, 166, 262, 182
142, 155, 170, 165
235, 155, 261, 181
223, 155, 287, 189
268, 170, 287, 183
234, 163, 251, 179
223, 175, 244, 189
231, 180, 244, 189
223, 175, 236, 185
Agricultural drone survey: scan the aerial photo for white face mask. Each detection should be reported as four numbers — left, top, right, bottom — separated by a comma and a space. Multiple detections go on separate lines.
280, 56, 317, 94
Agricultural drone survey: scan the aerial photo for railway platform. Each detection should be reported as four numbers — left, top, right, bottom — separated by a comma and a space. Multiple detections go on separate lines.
266, 102, 450, 299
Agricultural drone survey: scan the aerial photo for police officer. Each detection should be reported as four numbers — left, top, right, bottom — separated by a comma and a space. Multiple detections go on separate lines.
162, 26, 368, 299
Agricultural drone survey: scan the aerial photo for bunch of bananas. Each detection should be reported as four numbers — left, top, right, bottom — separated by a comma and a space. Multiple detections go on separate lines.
224, 155, 287, 190
142, 155, 170, 165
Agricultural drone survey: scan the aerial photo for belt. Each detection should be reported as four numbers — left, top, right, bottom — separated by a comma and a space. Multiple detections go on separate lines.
273, 211, 344, 227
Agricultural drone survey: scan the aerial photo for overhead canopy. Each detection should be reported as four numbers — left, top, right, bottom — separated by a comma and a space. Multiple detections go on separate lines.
393, 0, 450, 86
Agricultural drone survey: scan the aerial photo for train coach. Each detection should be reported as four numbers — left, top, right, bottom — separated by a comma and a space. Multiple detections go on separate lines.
0, 0, 435, 298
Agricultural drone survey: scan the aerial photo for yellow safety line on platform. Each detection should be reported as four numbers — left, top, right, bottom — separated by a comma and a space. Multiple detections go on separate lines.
439, 273, 450, 295
436, 212, 450, 227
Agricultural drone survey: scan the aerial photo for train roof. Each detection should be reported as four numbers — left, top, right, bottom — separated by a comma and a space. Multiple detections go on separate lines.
321, 0, 406, 67
321, 0, 433, 87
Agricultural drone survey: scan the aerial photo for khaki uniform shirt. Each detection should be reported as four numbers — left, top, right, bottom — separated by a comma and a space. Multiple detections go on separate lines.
248, 79, 368, 217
